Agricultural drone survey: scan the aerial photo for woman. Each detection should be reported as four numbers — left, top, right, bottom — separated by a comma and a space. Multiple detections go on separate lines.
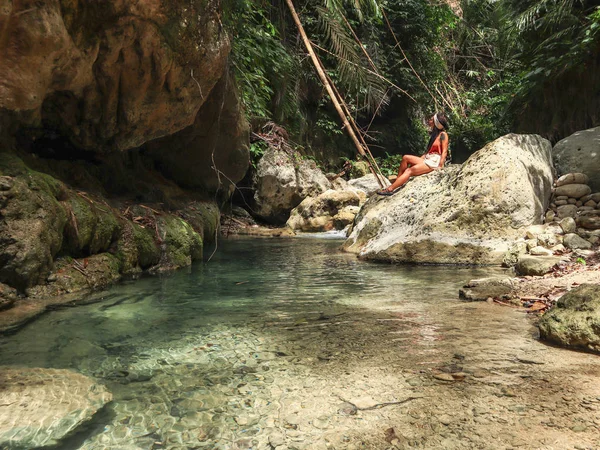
377, 113, 449, 195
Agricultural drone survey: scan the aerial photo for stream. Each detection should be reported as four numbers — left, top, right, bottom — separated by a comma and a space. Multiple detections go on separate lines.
1, 237, 600, 449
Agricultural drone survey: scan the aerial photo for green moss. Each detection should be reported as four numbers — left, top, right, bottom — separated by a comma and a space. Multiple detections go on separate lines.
89, 207, 120, 254
63, 196, 96, 254
133, 224, 161, 269
180, 201, 220, 243
158, 215, 203, 270
0, 152, 28, 177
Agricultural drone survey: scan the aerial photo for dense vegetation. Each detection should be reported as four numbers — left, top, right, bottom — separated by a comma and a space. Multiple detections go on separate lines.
224, 0, 600, 168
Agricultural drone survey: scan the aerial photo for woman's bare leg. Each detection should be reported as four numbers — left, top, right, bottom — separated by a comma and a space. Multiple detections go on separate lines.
395, 155, 422, 179
387, 162, 433, 191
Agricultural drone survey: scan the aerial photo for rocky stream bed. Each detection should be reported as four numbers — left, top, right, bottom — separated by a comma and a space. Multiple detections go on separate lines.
1, 238, 600, 450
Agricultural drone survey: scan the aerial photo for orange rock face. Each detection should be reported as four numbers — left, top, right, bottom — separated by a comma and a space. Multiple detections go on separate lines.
0, 0, 231, 151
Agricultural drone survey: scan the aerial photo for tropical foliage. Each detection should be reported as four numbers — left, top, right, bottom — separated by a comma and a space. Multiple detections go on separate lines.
224, 0, 600, 169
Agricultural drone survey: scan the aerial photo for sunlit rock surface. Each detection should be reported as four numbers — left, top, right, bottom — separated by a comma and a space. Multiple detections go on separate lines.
0, 368, 111, 449
253, 148, 332, 224
287, 189, 366, 232
344, 134, 554, 264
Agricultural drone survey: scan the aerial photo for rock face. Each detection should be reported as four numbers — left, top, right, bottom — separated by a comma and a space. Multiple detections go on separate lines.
0, 166, 67, 291
0, 0, 230, 152
538, 284, 600, 353
344, 134, 554, 264
553, 127, 600, 192
348, 174, 389, 196
286, 189, 366, 232
145, 74, 250, 192
253, 149, 332, 224
0, 368, 112, 449
0, 154, 218, 295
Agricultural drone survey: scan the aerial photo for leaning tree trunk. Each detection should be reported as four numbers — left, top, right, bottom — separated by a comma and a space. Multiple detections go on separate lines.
284, 0, 386, 188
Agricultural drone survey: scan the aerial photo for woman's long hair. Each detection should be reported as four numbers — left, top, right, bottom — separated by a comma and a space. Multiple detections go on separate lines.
426, 113, 448, 151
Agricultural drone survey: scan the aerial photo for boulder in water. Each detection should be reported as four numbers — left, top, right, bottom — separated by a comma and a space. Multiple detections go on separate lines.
343, 134, 554, 264
538, 284, 600, 353
0, 368, 112, 449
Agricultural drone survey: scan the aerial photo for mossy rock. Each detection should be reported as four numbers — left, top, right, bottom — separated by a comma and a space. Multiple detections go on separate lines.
538, 284, 600, 353
0, 159, 67, 291
89, 207, 120, 254
61, 194, 120, 256
115, 221, 160, 273
27, 253, 122, 298
133, 224, 161, 269
62, 195, 97, 254
155, 215, 203, 272
179, 201, 220, 243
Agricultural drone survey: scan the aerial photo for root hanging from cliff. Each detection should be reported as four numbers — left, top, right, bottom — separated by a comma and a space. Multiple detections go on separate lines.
206, 69, 230, 263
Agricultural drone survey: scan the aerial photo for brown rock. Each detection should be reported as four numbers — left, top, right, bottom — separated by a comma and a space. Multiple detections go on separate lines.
0, 0, 231, 151
145, 74, 249, 192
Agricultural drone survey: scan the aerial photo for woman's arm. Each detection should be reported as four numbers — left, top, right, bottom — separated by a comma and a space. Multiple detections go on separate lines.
439, 132, 449, 168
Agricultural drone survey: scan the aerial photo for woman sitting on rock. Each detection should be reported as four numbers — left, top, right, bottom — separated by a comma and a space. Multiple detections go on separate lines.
377, 113, 449, 196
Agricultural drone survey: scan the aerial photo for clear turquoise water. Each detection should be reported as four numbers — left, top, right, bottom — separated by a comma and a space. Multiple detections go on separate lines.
0, 237, 536, 449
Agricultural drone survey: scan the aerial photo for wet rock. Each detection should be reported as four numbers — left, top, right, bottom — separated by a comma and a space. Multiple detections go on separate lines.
434, 373, 455, 382
350, 396, 378, 409
152, 215, 203, 272
27, 253, 122, 298
515, 256, 562, 276
62, 194, 121, 256
269, 431, 286, 447
344, 134, 554, 264
0, 368, 111, 449
253, 148, 331, 224
553, 127, 600, 192
564, 233, 593, 250
539, 284, 600, 353
459, 278, 516, 301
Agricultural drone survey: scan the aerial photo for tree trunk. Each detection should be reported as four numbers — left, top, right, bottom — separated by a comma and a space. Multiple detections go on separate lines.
284, 0, 385, 188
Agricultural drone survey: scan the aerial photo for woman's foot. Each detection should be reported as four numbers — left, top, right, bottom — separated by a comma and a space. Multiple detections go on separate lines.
376, 188, 395, 196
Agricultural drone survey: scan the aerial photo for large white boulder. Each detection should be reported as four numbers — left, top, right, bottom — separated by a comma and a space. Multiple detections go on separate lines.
253, 148, 331, 224
553, 126, 600, 192
343, 134, 554, 264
